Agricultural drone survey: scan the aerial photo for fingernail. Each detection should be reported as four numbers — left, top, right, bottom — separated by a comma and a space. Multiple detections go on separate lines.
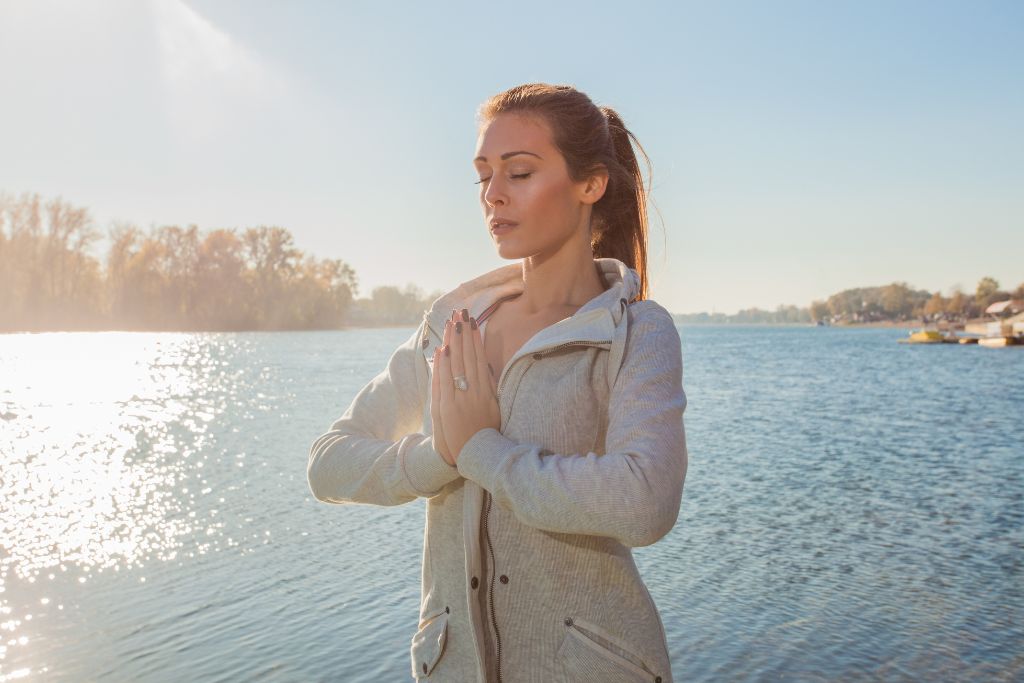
444, 345, 450, 356
455, 321, 462, 334
461, 308, 469, 322
470, 317, 477, 330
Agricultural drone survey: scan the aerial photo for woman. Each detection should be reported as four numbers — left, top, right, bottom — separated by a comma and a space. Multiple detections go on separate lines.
308, 83, 688, 683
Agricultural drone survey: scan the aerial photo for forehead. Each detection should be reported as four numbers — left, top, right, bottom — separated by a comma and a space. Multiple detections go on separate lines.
474, 113, 554, 159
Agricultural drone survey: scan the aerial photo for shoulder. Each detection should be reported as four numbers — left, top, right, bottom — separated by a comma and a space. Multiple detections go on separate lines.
626, 299, 679, 340
614, 298, 684, 392
620, 298, 682, 369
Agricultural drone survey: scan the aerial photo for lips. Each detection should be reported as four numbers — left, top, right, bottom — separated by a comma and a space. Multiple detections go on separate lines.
490, 218, 519, 231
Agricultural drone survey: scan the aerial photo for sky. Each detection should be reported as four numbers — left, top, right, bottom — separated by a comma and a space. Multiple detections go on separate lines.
0, 0, 1021, 315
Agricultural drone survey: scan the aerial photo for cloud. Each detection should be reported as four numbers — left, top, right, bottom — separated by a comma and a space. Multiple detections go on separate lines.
150, 0, 289, 142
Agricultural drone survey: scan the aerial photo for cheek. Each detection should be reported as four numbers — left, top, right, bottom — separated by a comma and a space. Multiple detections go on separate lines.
524, 178, 576, 223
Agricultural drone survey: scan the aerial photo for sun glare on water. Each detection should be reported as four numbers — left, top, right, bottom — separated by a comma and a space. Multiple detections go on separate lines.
0, 331, 236, 676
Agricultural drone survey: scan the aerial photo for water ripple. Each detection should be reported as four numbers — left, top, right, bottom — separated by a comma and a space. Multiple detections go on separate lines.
1, 327, 1021, 681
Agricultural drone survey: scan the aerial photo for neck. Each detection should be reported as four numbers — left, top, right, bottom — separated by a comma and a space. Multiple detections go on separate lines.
517, 228, 607, 316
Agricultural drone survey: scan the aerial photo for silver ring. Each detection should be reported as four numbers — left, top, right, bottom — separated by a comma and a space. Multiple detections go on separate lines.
453, 375, 469, 391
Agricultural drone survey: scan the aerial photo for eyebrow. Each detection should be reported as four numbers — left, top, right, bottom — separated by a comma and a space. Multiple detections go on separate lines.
473, 150, 543, 163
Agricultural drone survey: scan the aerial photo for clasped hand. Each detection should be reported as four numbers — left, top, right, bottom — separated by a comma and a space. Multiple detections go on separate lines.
430, 308, 501, 466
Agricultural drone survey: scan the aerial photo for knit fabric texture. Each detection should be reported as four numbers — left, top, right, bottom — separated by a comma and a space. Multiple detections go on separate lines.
308, 257, 688, 682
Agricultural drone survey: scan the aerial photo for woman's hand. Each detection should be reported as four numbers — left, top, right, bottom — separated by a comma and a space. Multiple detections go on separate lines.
433, 307, 501, 465
430, 340, 455, 466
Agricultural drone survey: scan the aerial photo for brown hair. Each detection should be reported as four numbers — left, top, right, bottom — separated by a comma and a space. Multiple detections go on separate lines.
477, 83, 655, 301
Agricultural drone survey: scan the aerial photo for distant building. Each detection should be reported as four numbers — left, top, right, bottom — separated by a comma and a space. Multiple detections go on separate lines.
967, 300, 1024, 337
984, 299, 1024, 317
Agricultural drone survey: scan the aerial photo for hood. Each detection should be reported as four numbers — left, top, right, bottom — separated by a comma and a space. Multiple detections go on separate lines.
419, 258, 634, 342
420, 257, 641, 350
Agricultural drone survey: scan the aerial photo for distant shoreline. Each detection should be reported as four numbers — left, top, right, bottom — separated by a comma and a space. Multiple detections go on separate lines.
672, 320, 921, 328
832, 320, 921, 328
1, 320, 931, 334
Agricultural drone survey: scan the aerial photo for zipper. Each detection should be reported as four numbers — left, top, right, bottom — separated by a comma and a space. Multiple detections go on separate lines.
424, 317, 443, 345
426, 311, 613, 681
423, 292, 516, 350
482, 489, 502, 683
482, 338, 609, 683
495, 339, 612, 402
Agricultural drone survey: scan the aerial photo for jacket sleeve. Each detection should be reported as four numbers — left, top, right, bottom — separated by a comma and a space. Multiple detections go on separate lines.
308, 319, 463, 506
455, 305, 687, 547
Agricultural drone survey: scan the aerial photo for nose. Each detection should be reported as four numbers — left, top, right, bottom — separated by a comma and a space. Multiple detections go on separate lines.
482, 176, 505, 208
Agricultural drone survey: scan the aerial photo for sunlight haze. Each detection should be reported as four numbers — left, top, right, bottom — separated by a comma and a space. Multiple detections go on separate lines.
1, 0, 1020, 314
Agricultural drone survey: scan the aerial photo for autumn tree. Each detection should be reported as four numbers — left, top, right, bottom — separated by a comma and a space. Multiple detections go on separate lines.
193, 228, 249, 329
0, 191, 105, 330
975, 276, 1000, 309
881, 282, 913, 318
923, 292, 947, 318
809, 299, 830, 321
946, 287, 968, 318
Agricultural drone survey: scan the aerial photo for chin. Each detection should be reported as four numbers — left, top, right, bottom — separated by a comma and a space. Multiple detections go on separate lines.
492, 236, 527, 260
494, 244, 523, 261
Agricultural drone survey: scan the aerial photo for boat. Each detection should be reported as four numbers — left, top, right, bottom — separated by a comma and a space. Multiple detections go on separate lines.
898, 329, 959, 344
978, 335, 1023, 348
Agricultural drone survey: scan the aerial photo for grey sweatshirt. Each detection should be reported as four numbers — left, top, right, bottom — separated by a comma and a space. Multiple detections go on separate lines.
308, 257, 688, 682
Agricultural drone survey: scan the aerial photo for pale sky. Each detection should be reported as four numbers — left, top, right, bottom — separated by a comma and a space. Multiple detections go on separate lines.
1, 0, 1021, 314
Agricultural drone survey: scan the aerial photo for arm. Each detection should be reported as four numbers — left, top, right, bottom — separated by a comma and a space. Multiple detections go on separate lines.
455, 304, 688, 547
308, 320, 463, 506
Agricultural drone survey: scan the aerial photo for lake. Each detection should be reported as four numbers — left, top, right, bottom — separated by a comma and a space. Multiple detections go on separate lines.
1, 325, 1021, 682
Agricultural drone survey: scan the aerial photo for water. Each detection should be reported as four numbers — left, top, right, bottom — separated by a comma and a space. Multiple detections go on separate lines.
1, 326, 1021, 682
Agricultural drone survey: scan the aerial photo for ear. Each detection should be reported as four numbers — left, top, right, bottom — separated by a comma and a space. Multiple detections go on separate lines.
576, 165, 609, 206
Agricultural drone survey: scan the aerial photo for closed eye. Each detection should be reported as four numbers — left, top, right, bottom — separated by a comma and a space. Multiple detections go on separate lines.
474, 173, 532, 185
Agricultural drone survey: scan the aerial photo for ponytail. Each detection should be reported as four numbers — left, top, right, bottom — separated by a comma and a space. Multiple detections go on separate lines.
593, 106, 651, 301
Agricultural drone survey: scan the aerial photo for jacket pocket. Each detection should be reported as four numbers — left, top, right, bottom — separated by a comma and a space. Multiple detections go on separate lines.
557, 616, 660, 682
410, 606, 449, 679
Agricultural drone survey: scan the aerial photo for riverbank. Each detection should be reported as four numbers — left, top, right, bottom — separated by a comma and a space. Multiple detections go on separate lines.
673, 320, 924, 328
832, 320, 922, 329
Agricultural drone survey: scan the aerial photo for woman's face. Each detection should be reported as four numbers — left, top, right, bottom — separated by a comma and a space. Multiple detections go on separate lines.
473, 113, 603, 260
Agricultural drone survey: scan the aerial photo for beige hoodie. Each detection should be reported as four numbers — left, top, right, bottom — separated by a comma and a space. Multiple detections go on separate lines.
308, 257, 688, 682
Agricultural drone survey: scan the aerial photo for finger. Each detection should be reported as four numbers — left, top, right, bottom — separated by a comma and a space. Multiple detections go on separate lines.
462, 309, 481, 389
470, 317, 492, 397
440, 316, 452, 381
459, 308, 479, 394
450, 317, 466, 388
430, 347, 441, 422
431, 346, 441, 411
430, 347, 450, 460
438, 332, 455, 405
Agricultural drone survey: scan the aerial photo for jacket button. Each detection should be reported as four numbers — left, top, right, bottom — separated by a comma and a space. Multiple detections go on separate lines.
564, 617, 573, 627
532, 353, 543, 360
470, 576, 479, 589
445, 606, 450, 613
655, 677, 662, 683
499, 574, 508, 584
422, 662, 428, 674
422, 337, 429, 348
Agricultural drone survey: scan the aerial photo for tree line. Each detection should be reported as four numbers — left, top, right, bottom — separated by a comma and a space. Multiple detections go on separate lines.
675, 277, 1023, 326
4, 190, 1019, 332
808, 277, 1023, 324
0, 191, 440, 332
